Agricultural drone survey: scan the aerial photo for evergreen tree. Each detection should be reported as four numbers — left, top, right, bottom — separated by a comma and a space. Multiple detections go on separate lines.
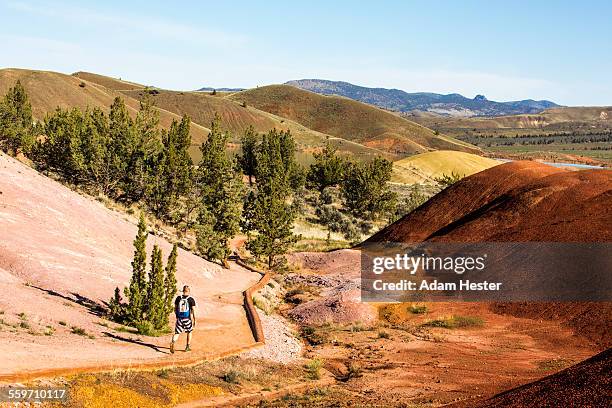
195, 115, 243, 265
162, 244, 178, 326
80, 107, 110, 190
238, 125, 258, 185
341, 157, 397, 220
124, 213, 148, 323
34, 108, 86, 182
124, 95, 161, 202
107, 287, 125, 321
245, 129, 298, 267
0, 80, 34, 155
105, 97, 132, 197
307, 138, 345, 192
146, 245, 166, 329
149, 115, 192, 219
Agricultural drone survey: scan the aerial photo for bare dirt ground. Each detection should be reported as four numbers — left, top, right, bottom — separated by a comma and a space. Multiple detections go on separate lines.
0, 153, 261, 382
265, 250, 603, 407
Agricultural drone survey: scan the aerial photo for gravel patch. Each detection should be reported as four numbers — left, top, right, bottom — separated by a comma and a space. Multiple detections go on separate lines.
241, 313, 302, 364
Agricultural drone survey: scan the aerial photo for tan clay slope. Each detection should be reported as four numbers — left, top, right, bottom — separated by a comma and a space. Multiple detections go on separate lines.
66, 72, 390, 161
392, 150, 501, 184
0, 68, 210, 149
412, 105, 612, 130
73, 71, 147, 91
0, 153, 260, 380
229, 85, 479, 156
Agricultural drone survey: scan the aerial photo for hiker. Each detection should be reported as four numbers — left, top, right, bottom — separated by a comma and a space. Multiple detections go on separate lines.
170, 285, 197, 353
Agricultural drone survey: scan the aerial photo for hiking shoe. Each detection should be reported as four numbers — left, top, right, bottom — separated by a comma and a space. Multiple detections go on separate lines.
170, 342, 175, 354
185, 345, 191, 352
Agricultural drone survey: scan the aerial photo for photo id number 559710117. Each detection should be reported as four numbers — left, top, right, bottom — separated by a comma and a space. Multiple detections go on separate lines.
0, 387, 68, 402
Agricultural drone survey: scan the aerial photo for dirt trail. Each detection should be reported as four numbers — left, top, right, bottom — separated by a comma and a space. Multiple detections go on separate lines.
0, 153, 263, 383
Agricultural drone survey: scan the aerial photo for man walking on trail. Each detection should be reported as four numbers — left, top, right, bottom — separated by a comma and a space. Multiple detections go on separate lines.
170, 285, 196, 353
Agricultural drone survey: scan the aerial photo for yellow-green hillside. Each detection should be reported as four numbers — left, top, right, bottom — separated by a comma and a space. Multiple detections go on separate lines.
392, 150, 501, 184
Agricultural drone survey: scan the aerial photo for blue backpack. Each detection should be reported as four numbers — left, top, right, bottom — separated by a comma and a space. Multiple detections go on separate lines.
177, 296, 191, 319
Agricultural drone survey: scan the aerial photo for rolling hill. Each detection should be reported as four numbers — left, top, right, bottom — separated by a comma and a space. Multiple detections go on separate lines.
285, 79, 559, 117
409, 105, 612, 131
475, 348, 611, 408
0, 68, 210, 151
367, 161, 612, 347
391, 150, 501, 184
229, 85, 479, 156
71, 72, 393, 162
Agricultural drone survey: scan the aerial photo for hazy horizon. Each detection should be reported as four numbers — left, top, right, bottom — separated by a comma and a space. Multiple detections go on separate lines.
1, 0, 611, 106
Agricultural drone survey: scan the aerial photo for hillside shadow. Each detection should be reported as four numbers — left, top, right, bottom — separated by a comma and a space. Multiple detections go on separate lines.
103, 332, 170, 354
28, 284, 106, 317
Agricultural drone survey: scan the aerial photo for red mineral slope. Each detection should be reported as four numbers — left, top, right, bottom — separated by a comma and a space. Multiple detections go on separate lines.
366, 161, 612, 348
473, 348, 611, 408
369, 161, 611, 243
0, 153, 261, 381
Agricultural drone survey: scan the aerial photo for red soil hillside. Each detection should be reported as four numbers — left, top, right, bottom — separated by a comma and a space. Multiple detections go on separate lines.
368, 161, 611, 243
229, 85, 479, 156
366, 161, 612, 348
473, 348, 611, 408
0, 153, 260, 380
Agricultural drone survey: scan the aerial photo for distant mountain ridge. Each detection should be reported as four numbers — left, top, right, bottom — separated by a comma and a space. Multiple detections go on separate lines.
285, 79, 560, 117
197, 86, 245, 92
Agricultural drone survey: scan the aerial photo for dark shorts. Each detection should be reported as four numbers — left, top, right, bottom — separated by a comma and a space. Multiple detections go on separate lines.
175, 317, 193, 334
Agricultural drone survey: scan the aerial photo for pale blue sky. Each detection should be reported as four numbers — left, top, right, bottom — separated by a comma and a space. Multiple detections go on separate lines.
1, 0, 611, 105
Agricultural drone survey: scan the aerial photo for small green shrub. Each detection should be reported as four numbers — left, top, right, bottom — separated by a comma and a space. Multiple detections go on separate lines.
58, 321, 67, 326
422, 315, 484, 329
378, 330, 390, 339
301, 326, 328, 345
306, 359, 323, 380
223, 369, 240, 384
71, 326, 88, 336
409, 304, 428, 314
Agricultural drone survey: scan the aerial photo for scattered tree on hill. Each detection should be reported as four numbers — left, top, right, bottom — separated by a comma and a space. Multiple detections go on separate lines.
0, 80, 35, 155
146, 245, 166, 329
244, 129, 298, 267
434, 172, 464, 189
147, 115, 193, 219
109, 215, 178, 333
238, 125, 258, 185
341, 157, 397, 220
195, 115, 243, 265
124, 95, 161, 203
107, 287, 125, 321
307, 138, 345, 192
162, 244, 178, 326
106, 97, 133, 197
124, 213, 149, 323
388, 185, 429, 223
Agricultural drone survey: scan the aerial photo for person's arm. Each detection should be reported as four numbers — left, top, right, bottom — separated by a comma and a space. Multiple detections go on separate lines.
190, 298, 197, 327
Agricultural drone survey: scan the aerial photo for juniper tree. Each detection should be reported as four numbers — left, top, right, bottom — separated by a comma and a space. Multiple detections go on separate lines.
107, 287, 125, 321
0, 80, 35, 155
238, 125, 258, 185
162, 244, 178, 326
146, 245, 166, 329
307, 138, 345, 192
244, 129, 298, 267
124, 95, 161, 203
105, 97, 133, 197
125, 213, 148, 323
195, 115, 243, 265
149, 115, 192, 219
341, 157, 397, 220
